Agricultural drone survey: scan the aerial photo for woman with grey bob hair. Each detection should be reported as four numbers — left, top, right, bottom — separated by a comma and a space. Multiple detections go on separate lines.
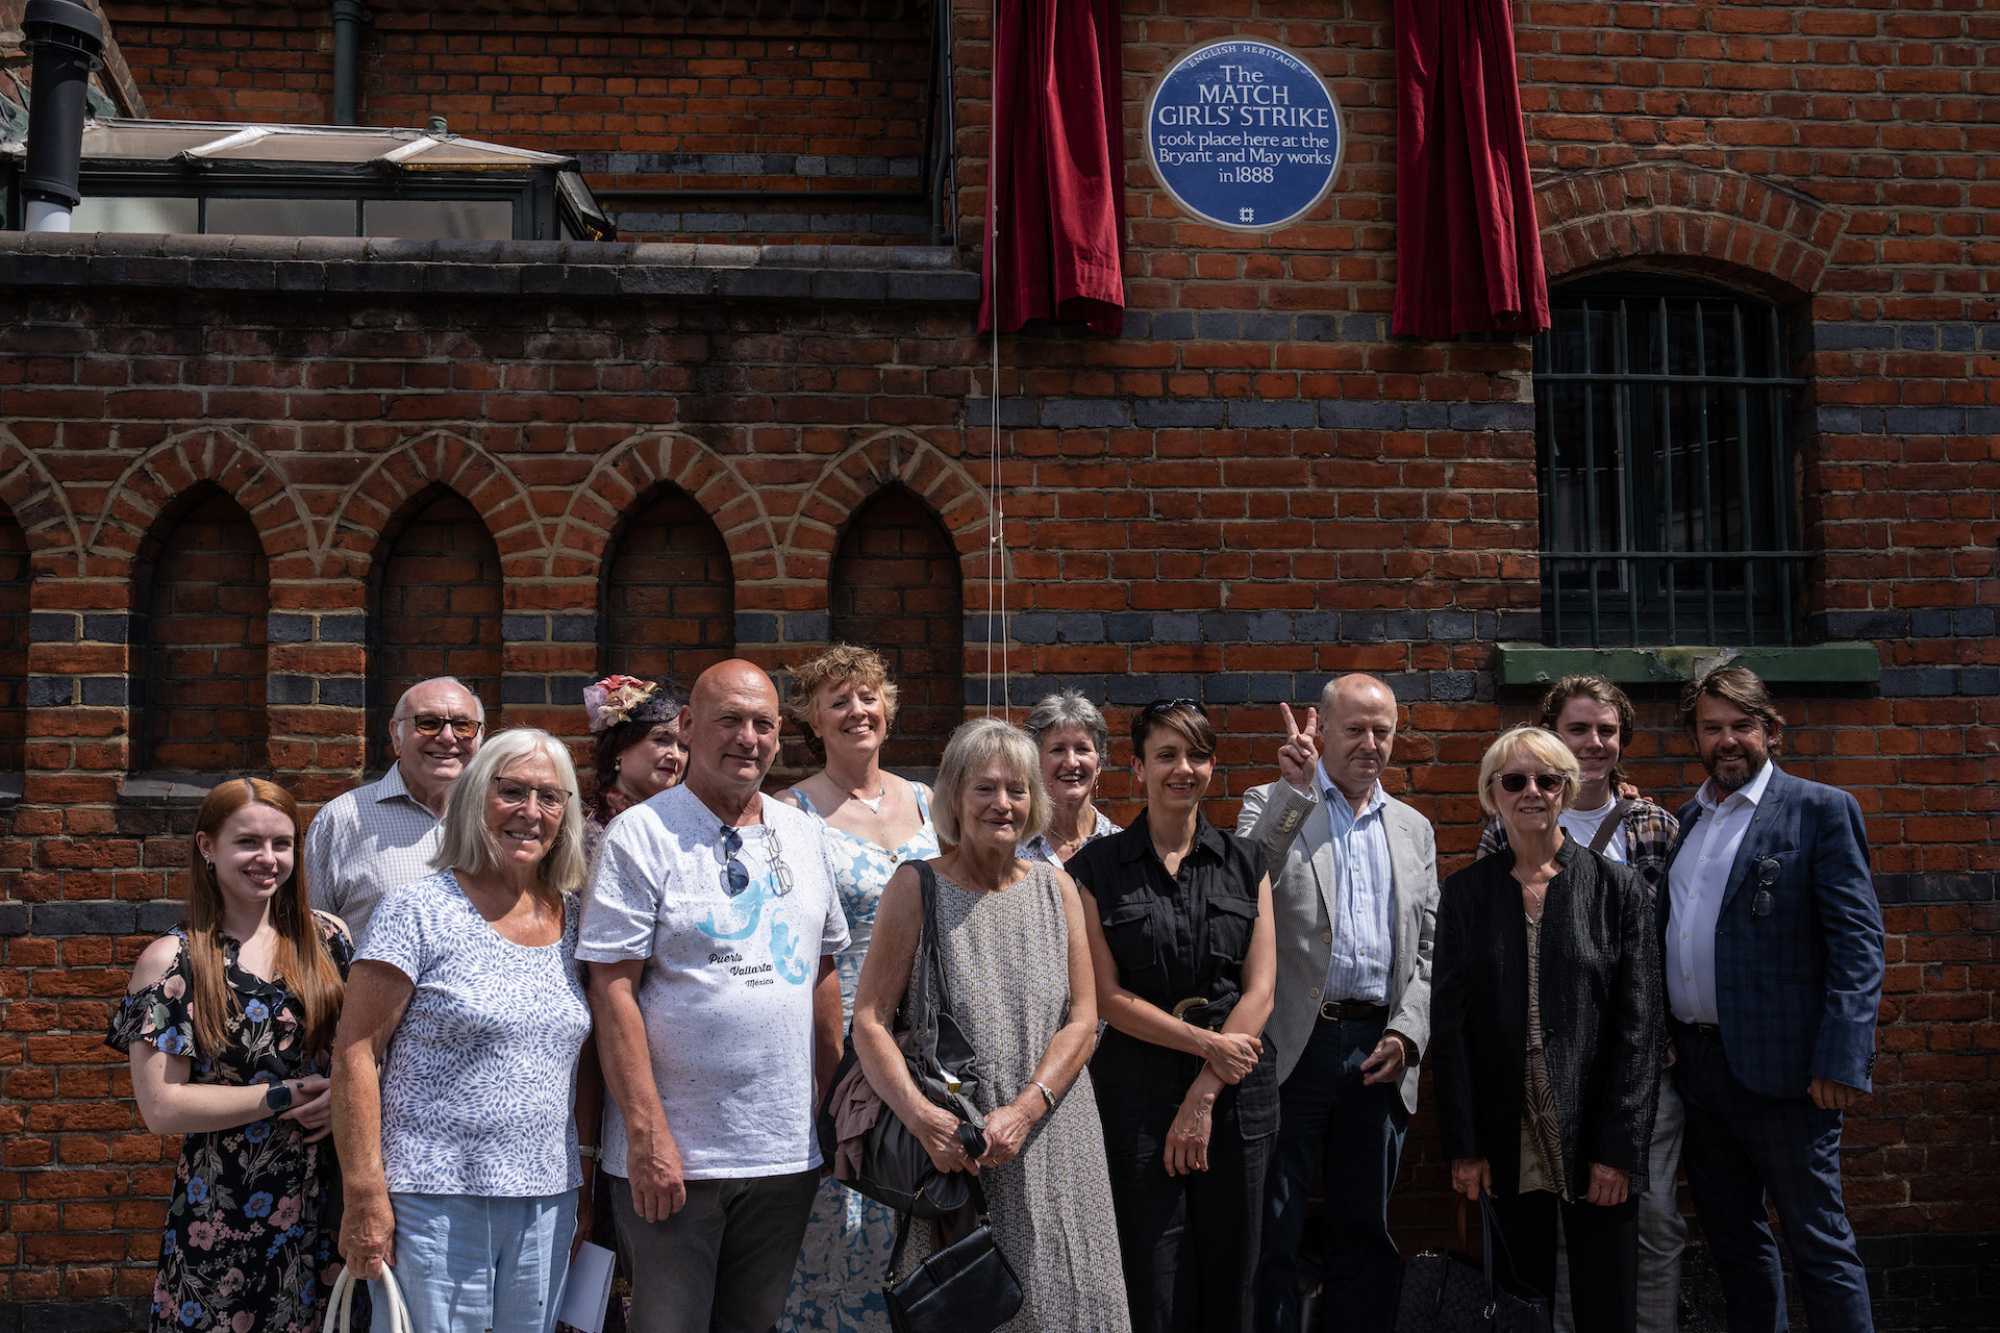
332, 728, 601, 1333
850, 718, 1132, 1333
1021, 690, 1122, 865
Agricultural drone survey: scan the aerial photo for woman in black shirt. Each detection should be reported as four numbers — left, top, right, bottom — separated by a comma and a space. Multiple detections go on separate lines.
1068, 699, 1278, 1333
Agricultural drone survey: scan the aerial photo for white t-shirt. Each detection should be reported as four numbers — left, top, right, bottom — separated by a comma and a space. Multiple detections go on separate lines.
1560, 799, 1628, 863
577, 783, 849, 1181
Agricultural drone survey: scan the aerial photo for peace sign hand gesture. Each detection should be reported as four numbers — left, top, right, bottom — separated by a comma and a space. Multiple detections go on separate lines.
1278, 703, 1320, 796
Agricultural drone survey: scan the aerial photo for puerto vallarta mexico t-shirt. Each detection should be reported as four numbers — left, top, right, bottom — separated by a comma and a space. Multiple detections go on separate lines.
578, 782, 848, 1180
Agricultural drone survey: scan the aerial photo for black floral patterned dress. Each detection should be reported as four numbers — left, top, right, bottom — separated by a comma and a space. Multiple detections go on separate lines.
106, 915, 355, 1333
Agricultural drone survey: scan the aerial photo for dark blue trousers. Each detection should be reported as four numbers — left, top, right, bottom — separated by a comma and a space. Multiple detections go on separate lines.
1254, 1016, 1407, 1333
1673, 1028, 1874, 1333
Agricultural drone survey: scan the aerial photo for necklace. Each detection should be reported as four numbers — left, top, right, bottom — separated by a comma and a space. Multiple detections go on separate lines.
850, 780, 886, 813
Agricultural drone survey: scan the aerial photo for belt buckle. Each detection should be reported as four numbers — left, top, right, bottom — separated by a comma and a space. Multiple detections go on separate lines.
1171, 997, 1204, 1021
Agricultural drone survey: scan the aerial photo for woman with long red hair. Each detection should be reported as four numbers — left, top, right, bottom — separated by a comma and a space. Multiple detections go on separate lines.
107, 778, 355, 1333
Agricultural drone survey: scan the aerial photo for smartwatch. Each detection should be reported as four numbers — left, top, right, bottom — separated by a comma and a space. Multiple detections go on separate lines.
265, 1082, 294, 1114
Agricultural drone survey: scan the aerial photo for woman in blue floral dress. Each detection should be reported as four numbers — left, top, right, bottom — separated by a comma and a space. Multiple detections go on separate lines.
776, 646, 942, 1333
107, 778, 353, 1333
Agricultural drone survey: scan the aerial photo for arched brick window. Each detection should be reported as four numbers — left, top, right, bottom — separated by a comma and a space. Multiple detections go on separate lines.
830, 486, 963, 774
0, 504, 29, 774
601, 486, 735, 691
368, 489, 503, 771
133, 488, 270, 773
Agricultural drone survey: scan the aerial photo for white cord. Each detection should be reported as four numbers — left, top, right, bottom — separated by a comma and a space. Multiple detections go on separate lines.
985, 217, 1008, 716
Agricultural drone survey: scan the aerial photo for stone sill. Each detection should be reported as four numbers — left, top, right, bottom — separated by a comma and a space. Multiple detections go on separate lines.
1494, 642, 1881, 687
0, 232, 979, 303
119, 772, 231, 806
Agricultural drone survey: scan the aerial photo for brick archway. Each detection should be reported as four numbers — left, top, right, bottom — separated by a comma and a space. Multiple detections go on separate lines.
323, 432, 546, 585
0, 428, 80, 570
785, 430, 996, 587
551, 430, 775, 587
83, 429, 314, 580
1537, 164, 1848, 302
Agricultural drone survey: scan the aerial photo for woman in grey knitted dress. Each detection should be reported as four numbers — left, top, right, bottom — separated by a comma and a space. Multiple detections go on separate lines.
850, 718, 1131, 1333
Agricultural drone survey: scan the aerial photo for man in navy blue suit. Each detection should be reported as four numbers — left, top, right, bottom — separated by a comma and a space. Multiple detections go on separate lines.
1662, 667, 1884, 1333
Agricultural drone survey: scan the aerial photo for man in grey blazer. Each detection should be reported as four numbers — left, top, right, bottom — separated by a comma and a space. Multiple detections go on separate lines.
1240, 674, 1439, 1333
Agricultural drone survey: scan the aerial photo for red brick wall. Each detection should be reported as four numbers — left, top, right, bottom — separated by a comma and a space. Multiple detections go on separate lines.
0, 0, 1993, 1318
368, 489, 503, 768
100, 4, 935, 243
829, 485, 965, 775
134, 491, 269, 774
602, 486, 736, 690
0, 507, 29, 777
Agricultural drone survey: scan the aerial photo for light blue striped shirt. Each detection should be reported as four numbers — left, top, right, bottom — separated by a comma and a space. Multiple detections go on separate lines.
1320, 765, 1394, 1006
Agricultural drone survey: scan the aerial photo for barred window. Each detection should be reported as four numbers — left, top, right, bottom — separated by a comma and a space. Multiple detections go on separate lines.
1533, 276, 1809, 647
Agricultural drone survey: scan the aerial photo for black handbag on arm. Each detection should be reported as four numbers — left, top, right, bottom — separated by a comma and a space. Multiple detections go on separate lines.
1394, 1190, 1553, 1333
820, 859, 986, 1219
883, 1175, 1025, 1333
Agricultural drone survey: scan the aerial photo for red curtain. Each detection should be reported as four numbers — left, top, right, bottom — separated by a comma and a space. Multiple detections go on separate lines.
1392, 0, 1549, 338
978, 0, 1126, 335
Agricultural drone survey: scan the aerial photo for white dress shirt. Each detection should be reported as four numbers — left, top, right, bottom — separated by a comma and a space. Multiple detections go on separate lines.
1666, 759, 1777, 1024
304, 765, 448, 950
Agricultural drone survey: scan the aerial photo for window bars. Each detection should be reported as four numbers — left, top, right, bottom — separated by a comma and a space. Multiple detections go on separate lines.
1532, 279, 1810, 648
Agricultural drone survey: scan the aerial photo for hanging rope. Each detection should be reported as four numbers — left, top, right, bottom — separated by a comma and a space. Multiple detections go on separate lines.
983, 217, 1009, 716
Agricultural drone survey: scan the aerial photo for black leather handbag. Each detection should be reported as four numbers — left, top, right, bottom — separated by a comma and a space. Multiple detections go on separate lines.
818, 860, 985, 1220
1394, 1192, 1552, 1333
883, 1178, 1026, 1333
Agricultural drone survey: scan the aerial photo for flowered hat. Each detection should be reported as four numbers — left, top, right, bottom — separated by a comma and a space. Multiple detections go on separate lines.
583, 675, 679, 732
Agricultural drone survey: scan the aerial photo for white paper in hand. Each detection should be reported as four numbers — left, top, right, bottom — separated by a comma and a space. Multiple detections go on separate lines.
555, 1241, 616, 1333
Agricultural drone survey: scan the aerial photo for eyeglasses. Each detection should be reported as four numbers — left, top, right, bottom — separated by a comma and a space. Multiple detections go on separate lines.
1141, 697, 1208, 718
718, 825, 795, 898
1494, 772, 1566, 795
491, 778, 571, 812
402, 713, 483, 741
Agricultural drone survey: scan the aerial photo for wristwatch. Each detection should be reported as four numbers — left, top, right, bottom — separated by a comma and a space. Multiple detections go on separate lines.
577, 1144, 602, 1162
265, 1082, 294, 1114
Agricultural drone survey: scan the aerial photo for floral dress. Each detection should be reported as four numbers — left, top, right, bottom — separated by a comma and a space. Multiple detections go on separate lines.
780, 788, 941, 1333
106, 916, 354, 1333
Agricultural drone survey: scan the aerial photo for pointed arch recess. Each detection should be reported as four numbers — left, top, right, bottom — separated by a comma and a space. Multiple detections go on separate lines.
1537, 164, 1849, 302
84, 429, 314, 579
0, 427, 81, 568
785, 431, 998, 586
322, 432, 546, 584
551, 431, 776, 586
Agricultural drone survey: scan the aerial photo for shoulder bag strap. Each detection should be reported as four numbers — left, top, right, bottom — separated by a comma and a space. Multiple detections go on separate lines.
912, 860, 945, 1066
1589, 799, 1633, 854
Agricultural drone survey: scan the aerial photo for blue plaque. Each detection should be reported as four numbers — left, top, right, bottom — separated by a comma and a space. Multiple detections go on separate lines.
1146, 39, 1345, 233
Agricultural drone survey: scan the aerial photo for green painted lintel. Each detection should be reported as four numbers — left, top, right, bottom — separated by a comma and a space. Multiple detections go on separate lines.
1494, 642, 1881, 688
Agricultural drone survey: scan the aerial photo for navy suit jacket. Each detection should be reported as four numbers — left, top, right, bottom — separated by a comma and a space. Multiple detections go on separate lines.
1660, 764, 1885, 1099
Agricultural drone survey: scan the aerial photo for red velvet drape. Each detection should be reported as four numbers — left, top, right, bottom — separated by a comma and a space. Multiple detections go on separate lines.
977, 0, 1126, 335
1392, 0, 1550, 338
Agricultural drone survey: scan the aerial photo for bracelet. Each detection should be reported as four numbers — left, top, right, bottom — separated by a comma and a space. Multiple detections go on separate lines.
577, 1144, 601, 1162
1030, 1080, 1057, 1112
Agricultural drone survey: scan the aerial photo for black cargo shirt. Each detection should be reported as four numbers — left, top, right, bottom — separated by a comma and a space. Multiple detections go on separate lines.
1068, 810, 1278, 1135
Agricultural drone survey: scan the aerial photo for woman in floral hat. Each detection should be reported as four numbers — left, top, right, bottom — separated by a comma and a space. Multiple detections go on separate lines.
582, 674, 689, 859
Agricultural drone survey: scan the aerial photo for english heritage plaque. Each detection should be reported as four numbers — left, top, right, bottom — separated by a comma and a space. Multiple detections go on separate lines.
1146, 38, 1345, 234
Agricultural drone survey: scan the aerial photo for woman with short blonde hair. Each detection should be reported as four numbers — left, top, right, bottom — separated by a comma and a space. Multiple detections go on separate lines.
333, 728, 599, 1333
775, 645, 939, 1333
1431, 728, 1661, 1333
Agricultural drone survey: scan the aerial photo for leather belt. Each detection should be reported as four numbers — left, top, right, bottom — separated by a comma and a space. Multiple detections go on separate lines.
1675, 1019, 1724, 1046
1172, 996, 1230, 1031
1319, 1000, 1388, 1023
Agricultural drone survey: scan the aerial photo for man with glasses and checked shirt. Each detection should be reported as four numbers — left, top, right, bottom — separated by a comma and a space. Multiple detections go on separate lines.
305, 675, 485, 948
1237, 674, 1440, 1333
581, 660, 848, 1333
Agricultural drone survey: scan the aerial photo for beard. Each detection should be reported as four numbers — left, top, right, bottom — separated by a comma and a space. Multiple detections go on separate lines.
1707, 752, 1765, 793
